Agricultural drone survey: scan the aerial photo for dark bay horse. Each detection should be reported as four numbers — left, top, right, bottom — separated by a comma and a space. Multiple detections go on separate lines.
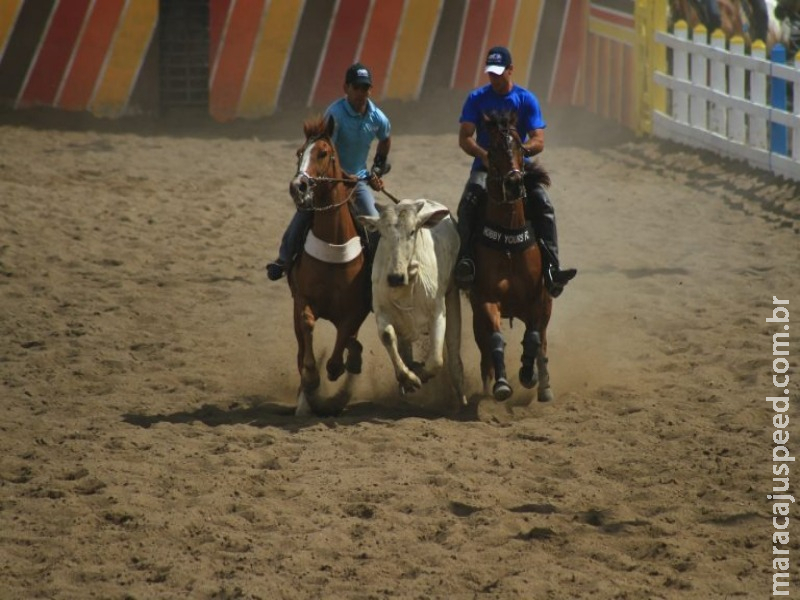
287, 115, 371, 416
469, 110, 553, 403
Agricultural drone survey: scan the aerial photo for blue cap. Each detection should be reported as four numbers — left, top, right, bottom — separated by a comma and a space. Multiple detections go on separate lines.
485, 46, 512, 75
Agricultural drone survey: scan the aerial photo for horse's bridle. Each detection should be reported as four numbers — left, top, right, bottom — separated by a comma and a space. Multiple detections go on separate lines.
293, 134, 356, 211
487, 126, 526, 205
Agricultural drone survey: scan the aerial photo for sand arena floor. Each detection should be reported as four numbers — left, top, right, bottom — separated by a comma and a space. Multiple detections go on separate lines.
1, 97, 798, 599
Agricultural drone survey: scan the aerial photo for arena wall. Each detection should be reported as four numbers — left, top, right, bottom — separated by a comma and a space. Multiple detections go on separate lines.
0, 0, 592, 121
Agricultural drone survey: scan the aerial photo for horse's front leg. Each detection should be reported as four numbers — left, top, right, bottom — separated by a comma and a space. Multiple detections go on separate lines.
294, 302, 319, 416
376, 313, 421, 394
327, 313, 365, 381
474, 301, 511, 401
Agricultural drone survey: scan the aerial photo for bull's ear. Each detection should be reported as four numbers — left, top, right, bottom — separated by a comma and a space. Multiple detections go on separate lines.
412, 199, 427, 215
356, 214, 379, 232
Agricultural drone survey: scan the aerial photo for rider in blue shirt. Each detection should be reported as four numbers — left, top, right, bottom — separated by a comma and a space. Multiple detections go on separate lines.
267, 63, 392, 281
454, 46, 576, 298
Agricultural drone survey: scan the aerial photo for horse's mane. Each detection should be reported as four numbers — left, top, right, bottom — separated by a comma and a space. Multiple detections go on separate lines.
303, 115, 329, 139
485, 109, 551, 188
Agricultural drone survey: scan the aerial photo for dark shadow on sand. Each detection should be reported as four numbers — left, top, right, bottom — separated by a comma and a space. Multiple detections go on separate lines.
122, 393, 482, 433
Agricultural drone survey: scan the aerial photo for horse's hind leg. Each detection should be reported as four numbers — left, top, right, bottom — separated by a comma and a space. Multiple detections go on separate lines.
519, 328, 541, 389
537, 328, 553, 402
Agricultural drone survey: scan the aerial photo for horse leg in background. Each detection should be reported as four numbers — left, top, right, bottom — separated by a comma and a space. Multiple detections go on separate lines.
294, 302, 321, 416
519, 328, 541, 390
537, 327, 553, 403
444, 286, 467, 407
326, 316, 363, 381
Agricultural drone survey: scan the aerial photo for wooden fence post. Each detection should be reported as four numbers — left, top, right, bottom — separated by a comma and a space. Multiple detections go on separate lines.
750, 40, 768, 150
673, 21, 689, 123
709, 30, 727, 136
729, 36, 746, 145
690, 24, 708, 130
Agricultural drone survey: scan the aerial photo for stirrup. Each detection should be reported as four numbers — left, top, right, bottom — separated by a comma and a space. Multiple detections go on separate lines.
544, 266, 576, 298
454, 257, 475, 289
266, 259, 286, 281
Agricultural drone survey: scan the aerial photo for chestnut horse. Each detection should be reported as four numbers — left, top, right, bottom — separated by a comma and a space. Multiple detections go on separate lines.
469, 110, 553, 403
287, 115, 371, 416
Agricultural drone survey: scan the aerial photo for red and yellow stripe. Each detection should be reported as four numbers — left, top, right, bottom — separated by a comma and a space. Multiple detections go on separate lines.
19, 0, 92, 108
238, 0, 304, 118
90, 0, 157, 117
385, 0, 442, 100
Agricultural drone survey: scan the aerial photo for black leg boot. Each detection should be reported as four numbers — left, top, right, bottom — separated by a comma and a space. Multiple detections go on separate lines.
525, 184, 577, 298
454, 177, 486, 290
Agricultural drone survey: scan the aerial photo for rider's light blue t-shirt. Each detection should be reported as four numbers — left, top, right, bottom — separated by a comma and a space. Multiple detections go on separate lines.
325, 98, 391, 179
459, 84, 546, 172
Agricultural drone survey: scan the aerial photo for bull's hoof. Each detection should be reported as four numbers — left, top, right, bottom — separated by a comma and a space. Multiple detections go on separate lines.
399, 371, 422, 394
538, 387, 554, 403
327, 361, 345, 382
493, 378, 512, 401
519, 364, 538, 389
345, 340, 363, 374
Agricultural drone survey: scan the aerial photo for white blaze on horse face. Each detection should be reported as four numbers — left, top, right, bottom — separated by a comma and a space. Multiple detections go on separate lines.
297, 142, 314, 177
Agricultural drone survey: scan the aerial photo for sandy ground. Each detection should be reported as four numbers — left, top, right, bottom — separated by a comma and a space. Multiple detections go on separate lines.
1, 95, 798, 600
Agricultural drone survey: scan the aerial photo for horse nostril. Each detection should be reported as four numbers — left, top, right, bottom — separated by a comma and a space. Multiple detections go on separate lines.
387, 273, 405, 287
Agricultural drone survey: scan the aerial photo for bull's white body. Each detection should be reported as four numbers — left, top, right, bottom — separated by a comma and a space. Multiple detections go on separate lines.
359, 200, 466, 406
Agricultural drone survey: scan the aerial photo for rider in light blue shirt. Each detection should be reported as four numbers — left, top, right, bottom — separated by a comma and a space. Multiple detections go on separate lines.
266, 63, 392, 281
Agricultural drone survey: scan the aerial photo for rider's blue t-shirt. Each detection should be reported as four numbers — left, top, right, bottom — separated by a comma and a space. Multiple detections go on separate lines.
459, 84, 546, 172
325, 98, 391, 179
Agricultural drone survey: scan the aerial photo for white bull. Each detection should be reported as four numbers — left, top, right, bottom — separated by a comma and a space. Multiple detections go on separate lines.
358, 199, 466, 407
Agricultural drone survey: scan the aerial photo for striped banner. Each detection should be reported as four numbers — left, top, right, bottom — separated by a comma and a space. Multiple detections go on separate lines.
18, 0, 92, 108
90, 0, 157, 117
0, 0, 594, 121
583, 0, 637, 129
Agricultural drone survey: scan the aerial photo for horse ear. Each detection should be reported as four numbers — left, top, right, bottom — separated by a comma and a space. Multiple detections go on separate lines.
325, 114, 336, 138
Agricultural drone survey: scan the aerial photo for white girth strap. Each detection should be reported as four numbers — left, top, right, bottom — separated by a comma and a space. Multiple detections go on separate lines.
303, 230, 363, 264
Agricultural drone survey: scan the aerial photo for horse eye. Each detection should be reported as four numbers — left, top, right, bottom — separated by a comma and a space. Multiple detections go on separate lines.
296, 149, 302, 158
317, 150, 328, 160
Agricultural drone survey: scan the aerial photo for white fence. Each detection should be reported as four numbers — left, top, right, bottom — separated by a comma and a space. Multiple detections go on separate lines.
653, 22, 800, 181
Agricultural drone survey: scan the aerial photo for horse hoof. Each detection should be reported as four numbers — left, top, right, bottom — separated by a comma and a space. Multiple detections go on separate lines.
345, 340, 363, 374
327, 362, 345, 382
538, 387, 554, 403
493, 379, 513, 401
519, 365, 538, 389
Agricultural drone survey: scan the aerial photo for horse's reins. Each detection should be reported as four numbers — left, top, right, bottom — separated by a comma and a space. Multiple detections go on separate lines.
296, 135, 402, 206
293, 135, 359, 211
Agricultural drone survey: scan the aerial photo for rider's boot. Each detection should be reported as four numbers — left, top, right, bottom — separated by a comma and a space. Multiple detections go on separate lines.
266, 211, 311, 281
455, 179, 487, 289
454, 198, 477, 289
526, 185, 577, 298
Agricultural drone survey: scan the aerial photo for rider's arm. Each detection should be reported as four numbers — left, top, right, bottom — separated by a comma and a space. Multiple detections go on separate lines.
523, 128, 545, 157
459, 122, 489, 167
374, 137, 391, 165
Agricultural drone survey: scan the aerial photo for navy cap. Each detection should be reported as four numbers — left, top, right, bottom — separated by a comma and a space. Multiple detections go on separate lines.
345, 63, 372, 86
485, 46, 512, 75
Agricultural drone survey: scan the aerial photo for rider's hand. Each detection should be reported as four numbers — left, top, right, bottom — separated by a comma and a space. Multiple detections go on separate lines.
368, 174, 384, 191
371, 154, 391, 177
